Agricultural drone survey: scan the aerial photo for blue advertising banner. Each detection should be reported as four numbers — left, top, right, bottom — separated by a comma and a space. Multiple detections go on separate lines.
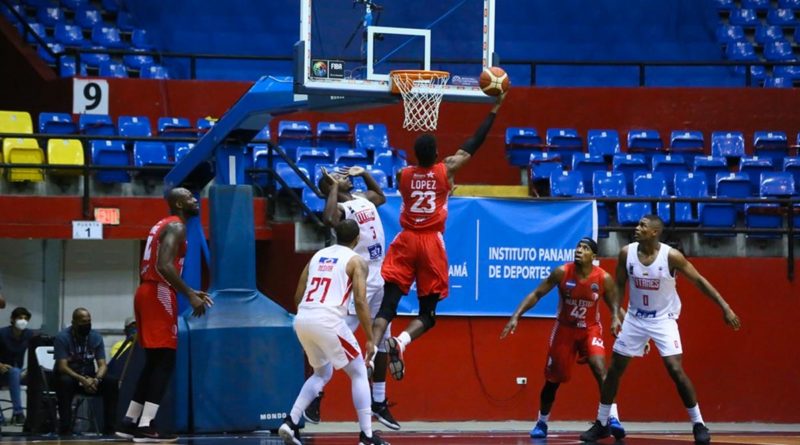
377, 196, 597, 317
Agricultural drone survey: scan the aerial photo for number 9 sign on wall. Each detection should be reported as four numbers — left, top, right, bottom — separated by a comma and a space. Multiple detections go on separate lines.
72, 78, 109, 115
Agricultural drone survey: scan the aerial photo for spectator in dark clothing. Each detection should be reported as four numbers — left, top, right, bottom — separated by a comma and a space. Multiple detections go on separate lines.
0, 307, 34, 425
53, 308, 117, 435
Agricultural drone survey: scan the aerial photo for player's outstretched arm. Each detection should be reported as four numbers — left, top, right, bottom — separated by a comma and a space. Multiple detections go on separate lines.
500, 265, 563, 338
349, 166, 386, 207
321, 168, 345, 227
348, 256, 375, 363
444, 91, 507, 179
293, 262, 310, 307
157, 222, 213, 316
669, 249, 741, 330
602, 271, 623, 336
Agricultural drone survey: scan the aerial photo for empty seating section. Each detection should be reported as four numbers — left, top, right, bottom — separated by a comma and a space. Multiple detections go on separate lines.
47, 138, 84, 175
91, 140, 129, 183
505, 127, 542, 167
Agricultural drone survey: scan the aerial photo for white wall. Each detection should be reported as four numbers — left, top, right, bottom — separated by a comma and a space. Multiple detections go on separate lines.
0, 240, 45, 329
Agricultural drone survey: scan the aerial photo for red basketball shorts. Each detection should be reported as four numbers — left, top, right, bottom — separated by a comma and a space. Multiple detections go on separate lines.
544, 322, 605, 383
134, 281, 178, 350
381, 230, 449, 298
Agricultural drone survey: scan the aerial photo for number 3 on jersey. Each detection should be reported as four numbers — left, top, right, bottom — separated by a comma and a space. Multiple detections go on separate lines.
305, 277, 332, 303
410, 190, 436, 214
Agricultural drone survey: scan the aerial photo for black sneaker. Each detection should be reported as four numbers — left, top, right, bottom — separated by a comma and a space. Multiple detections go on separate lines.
115, 417, 138, 439
11, 413, 25, 426
359, 431, 390, 444
303, 392, 323, 424
372, 400, 400, 430
277, 416, 302, 445
579, 420, 610, 442
386, 337, 405, 381
132, 426, 178, 443
693, 422, 711, 444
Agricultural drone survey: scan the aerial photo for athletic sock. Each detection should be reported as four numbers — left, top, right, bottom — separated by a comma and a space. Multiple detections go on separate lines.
610, 403, 619, 419
597, 403, 612, 425
372, 382, 386, 403
687, 404, 704, 424
125, 401, 143, 422
397, 331, 411, 349
138, 402, 159, 427
538, 411, 550, 423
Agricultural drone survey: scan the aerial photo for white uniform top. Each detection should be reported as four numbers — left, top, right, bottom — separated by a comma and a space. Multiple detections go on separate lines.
339, 196, 385, 288
625, 242, 681, 320
298, 244, 360, 319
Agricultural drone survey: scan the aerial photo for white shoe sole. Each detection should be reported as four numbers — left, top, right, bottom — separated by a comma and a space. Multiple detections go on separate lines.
277, 424, 302, 445
115, 432, 134, 440
132, 437, 178, 443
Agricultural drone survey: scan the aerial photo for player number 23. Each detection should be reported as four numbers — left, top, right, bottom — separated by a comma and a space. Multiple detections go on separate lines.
410, 191, 436, 214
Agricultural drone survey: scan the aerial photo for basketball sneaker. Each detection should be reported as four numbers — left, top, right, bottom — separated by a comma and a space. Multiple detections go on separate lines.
386, 337, 405, 381
359, 431, 390, 444
608, 416, 626, 440
303, 392, 323, 424
278, 416, 302, 445
372, 399, 400, 430
115, 417, 138, 439
132, 426, 178, 443
693, 422, 711, 444
579, 420, 610, 442
529, 420, 548, 438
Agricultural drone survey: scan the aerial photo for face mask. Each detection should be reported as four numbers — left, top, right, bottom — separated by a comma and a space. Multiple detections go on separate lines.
75, 323, 91, 336
14, 319, 28, 330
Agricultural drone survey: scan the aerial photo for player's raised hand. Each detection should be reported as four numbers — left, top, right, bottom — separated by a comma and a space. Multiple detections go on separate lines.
723, 307, 741, 330
500, 316, 518, 339
347, 166, 365, 177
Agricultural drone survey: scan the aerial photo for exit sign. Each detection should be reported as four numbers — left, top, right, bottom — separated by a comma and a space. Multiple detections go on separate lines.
94, 207, 120, 225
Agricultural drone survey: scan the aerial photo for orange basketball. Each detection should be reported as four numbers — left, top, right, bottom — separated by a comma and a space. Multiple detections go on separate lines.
479, 66, 510, 96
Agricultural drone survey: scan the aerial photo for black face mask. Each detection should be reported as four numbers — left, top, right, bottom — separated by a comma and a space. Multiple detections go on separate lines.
75, 323, 91, 337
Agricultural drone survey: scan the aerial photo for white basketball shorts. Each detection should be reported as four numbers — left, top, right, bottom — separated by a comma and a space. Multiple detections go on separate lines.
612, 314, 683, 357
294, 310, 362, 370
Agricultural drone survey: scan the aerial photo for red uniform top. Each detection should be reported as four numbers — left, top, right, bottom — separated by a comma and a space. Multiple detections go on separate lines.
556, 262, 605, 328
139, 216, 186, 285
398, 162, 452, 232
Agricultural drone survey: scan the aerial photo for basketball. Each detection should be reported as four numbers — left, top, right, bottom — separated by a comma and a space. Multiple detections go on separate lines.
479, 67, 510, 96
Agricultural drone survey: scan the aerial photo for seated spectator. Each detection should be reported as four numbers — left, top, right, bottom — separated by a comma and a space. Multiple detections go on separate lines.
54, 308, 117, 435
0, 307, 34, 425
110, 317, 136, 359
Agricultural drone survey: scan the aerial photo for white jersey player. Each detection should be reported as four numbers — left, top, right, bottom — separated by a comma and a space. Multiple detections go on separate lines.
581, 215, 741, 445
279, 220, 388, 445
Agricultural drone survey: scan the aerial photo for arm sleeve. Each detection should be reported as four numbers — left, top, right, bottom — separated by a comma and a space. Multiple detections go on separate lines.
460, 111, 497, 155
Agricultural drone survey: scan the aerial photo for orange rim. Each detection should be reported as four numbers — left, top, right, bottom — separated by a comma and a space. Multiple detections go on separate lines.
390, 70, 450, 94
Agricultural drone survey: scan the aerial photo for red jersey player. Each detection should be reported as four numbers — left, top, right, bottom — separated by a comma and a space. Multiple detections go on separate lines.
501, 238, 627, 440
373, 91, 507, 381
116, 187, 213, 442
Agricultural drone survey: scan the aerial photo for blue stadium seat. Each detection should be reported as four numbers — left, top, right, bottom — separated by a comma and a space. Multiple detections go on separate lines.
90, 140, 130, 183
118, 116, 151, 137
351, 165, 390, 191
699, 173, 749, 237
1, 4, 24, 23
778, 0, 800, 8
506, 127, 542, 167
717, 25, 745, 43
612, 153, 648, 194
131, 29, 154, 50
116, 10, 135, 31
713, 0, 735, 10
354, 123, 389, 152
571, 153, 606, 194
669, 130, 704, 166
36, 6, 64, 27
197, 117, 215, 135
302, 187, 325, 214
773, 64, 800, 80
652, 154, 688, 194
174, 142, 194, 162
744, 172, 796, 238
546, 128, 583, 167
140, 64, 169, 79
742, 0, 770, 11
693, 156, 728, 194
587, 129, 620, 159
755, 25, 785, 44
79, 114, 115, 136
296, 146, 332, 174
157, 117, 193, 137
624, 172, 670, 225
39, 112, 77, 134
717, 172, 753, 198
739, 156, 775, 193
23, 22, 47, 44
373, 150, 407, 187
38, 42, 64, 65
99, 60, 128, 78
784, 156, 800, 190
253, 125, 271, 142
627, 129, 663, 155
753, 131, 789, 166
54, 23, 85, 47
273, 162, 310, 190
58, 55, 87, 77
334, 147, 368, 166
278, 120, 313, 161
529, 152, 563, 185
74, 6, 101, 28
767, 8, 798, 26
133, 141, 170, 167
593, 171, 626, 237
725, 41, 767, 80
764, 76, 794, 87
674, 172, 708, 225
711, 131, 745, 159
123, 49, 154, 71
317, 121, 351, 149
764, 40, 795, 61
729, 8, 760, 27
92, 25, 125, 49
550, 171, 586, 197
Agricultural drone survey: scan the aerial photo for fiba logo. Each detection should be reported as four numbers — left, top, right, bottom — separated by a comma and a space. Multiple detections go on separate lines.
312, 60, 328, 78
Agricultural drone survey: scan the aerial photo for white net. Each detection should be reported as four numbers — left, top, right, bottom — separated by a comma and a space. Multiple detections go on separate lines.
390, 70, 450, 132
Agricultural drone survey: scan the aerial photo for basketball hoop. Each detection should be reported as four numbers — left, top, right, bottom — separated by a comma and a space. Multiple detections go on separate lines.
390, 70, 450, 132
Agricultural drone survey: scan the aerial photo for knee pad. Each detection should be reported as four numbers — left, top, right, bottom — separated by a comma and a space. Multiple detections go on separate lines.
375, 284, 403, 323
417, 294, 440, 331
